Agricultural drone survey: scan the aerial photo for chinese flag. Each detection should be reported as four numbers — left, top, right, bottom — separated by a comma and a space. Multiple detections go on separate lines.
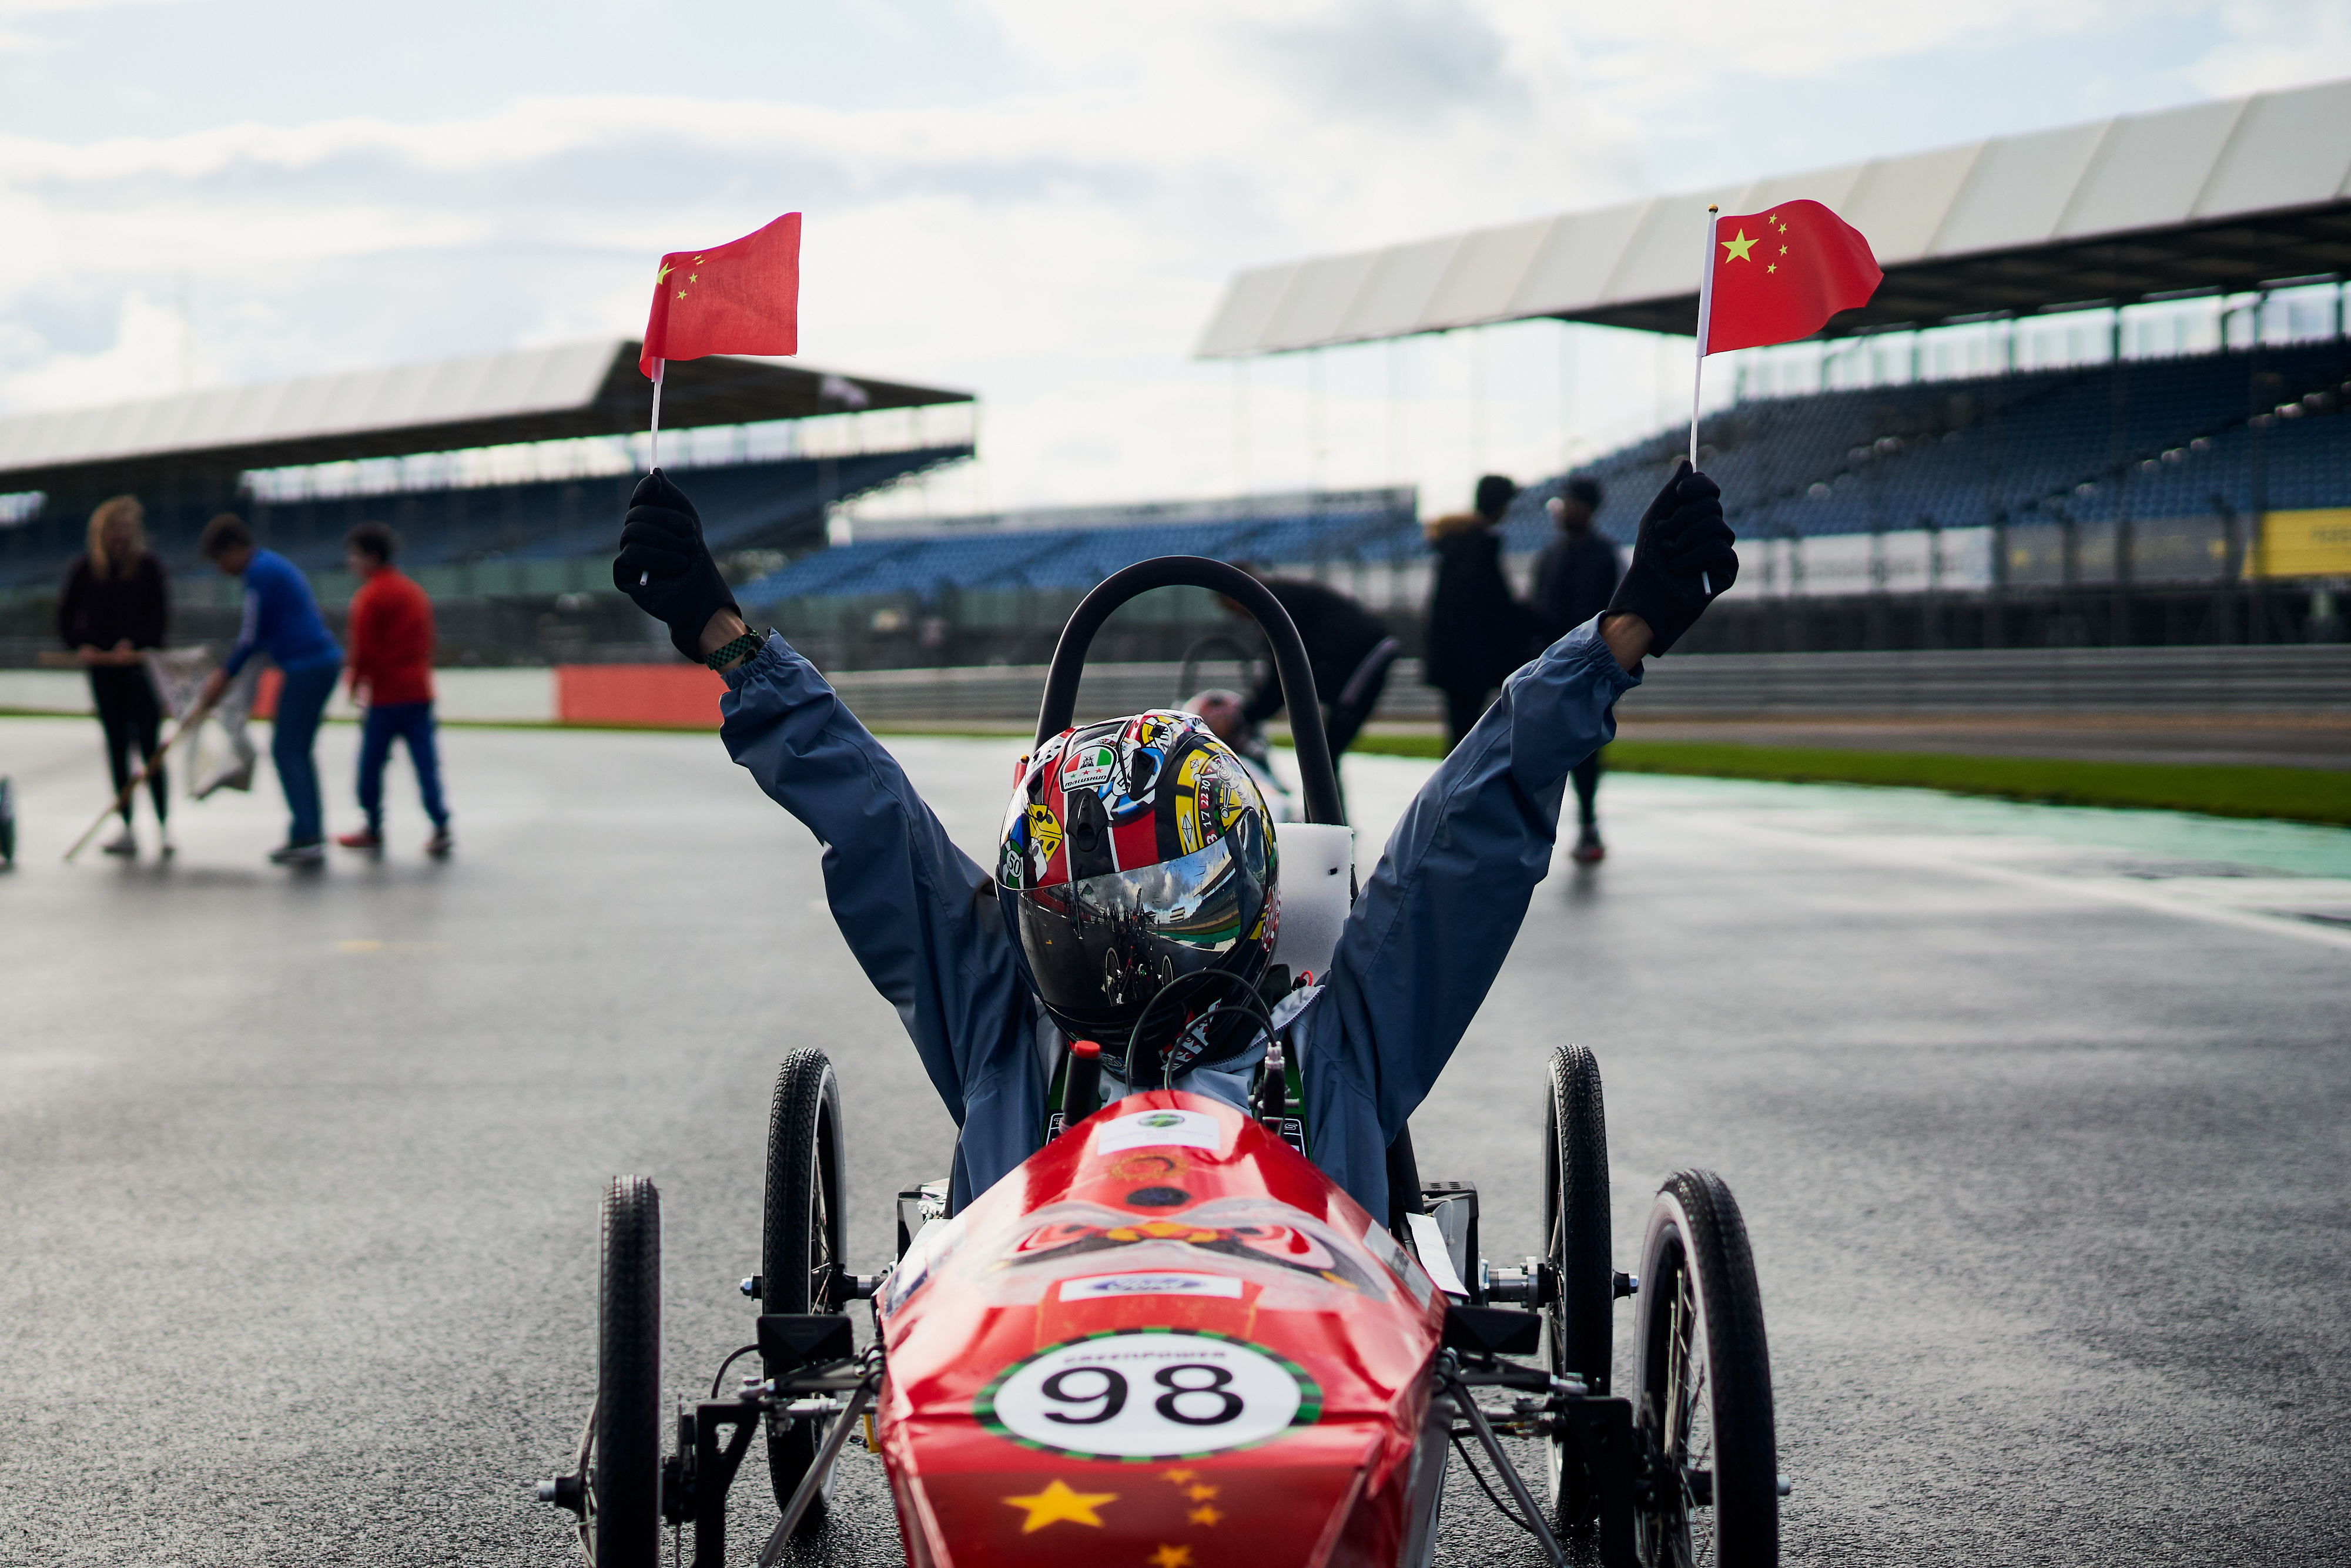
1702, 200, 1880, 355
639, 212, 801, 378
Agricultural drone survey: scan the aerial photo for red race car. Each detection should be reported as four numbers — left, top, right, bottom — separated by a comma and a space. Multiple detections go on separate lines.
538, 560, 1784, 1568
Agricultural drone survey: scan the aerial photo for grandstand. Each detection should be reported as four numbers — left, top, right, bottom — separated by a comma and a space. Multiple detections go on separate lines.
0, 339, 973, 661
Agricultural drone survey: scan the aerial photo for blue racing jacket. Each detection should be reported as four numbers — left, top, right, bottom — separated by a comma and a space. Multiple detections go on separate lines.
718, 617, 1638, 1219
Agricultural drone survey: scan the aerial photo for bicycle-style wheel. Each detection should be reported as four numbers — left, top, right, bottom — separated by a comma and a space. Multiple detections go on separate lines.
1543, 1043, 1614, 1529
595, 1175, 663, 1568
1632, 1170, 1777, 1567
761, 1050, 848, 1521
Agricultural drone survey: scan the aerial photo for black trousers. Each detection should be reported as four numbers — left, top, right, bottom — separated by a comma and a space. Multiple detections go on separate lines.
1572, 752, 1603, 827
89, 666, 166, 823
1440, 685, 1495, 756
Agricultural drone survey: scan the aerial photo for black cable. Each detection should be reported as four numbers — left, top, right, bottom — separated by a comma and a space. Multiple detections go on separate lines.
1124, 967, 1280, 1091
1450, 1433, 1538, 1535
709, 1342, 761, 1399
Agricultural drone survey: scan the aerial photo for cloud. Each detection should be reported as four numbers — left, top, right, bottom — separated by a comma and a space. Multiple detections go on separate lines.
0, 0, 2336, 515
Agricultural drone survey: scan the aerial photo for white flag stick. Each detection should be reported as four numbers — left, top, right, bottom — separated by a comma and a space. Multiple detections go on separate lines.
638, 357, 667, 588
649, 357, 666, 472
1690, 203, 1719, 595
1690, 204, 1718, 470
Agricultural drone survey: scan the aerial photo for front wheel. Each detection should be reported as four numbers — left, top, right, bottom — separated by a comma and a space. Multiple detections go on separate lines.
595, 1176, 663, 1568
1631, 1170, 1777, 1568
1544, 1043, 1613, 1530
762, 1050, 848, 1519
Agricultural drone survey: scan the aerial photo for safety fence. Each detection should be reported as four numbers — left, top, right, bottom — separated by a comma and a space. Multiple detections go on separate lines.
4, 644, 2344, 729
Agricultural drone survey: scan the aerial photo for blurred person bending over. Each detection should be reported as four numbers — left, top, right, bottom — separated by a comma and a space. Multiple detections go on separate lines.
1533, 478, 1623, 863
57, 495, 172, 857
198, 514, 343, 866
1422, 474, 1533, 754
336, 522, 452, 859
1218, 569, 1399, 760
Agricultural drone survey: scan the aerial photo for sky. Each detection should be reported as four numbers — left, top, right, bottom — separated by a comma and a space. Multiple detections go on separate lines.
3, 0, 2349, 521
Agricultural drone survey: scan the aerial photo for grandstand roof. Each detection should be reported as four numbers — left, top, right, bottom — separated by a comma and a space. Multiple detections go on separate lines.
0, 340, 970, 494
1197, 76, 2351, 357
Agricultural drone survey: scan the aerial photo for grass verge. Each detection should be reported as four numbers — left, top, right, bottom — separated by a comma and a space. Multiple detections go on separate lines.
1339, 733, 2351, 827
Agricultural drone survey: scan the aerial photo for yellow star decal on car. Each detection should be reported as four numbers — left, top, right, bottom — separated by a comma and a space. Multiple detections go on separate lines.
1720, 229, 1758, 263
1001, 1478, 1117, 1533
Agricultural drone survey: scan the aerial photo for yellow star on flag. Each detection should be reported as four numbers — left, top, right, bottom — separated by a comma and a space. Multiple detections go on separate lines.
1720, 229, 1758, 264
1189, 1505, 1224, 1526
1160, 1468, 1198, 1485
656, 262, 673, 283
1000, 1479, 1118, 1533
1767, 263, 1777, 273
1150, 1547, 1195, 1568
1184, 1483, 1218, 1502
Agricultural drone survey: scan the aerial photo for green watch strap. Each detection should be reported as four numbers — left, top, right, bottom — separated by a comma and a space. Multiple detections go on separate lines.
705, 631, 763, 670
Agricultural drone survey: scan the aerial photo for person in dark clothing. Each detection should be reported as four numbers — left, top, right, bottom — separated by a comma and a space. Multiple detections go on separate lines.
1422, 473, 1532, 753
1221, 571, 1401, 759
56, 495, 172, 857
1533, 477, 1624, 863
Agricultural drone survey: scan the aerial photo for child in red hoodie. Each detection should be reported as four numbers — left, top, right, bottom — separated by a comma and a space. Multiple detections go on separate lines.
336, 522, 451, 856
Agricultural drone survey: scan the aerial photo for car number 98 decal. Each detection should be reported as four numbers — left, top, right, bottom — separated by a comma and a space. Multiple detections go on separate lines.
975, 1328, 1321, 1462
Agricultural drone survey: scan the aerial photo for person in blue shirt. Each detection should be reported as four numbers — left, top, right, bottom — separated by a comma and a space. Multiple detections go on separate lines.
614, 464, 1736, 1220
199, 514, 343, 865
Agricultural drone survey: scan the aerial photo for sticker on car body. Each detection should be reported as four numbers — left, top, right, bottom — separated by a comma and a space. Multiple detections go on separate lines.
1058, 1272, 1245, 1302
1094, 1107, 1227, 1155
976, 1328, 1319, 1461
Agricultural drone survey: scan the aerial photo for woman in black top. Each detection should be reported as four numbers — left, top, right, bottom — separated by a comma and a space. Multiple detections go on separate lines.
58, 495, 172, 856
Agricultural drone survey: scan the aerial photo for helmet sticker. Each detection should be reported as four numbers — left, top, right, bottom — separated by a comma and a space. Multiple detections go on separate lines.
1063, 742, 1118, 790
1025, 804, 1063, 868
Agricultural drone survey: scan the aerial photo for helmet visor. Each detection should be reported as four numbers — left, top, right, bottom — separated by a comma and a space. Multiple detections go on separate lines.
1014, 817, 1269, 1026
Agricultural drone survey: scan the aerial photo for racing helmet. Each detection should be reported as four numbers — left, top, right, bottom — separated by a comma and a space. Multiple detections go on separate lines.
998, 710, 1280, 1080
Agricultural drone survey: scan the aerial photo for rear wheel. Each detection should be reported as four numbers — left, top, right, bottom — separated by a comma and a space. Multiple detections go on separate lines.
1543, 1043, 1613, 1529
1632, 1170, 1777, 1568
762, 1050, 848, 1519
595, 1176, 663, 1568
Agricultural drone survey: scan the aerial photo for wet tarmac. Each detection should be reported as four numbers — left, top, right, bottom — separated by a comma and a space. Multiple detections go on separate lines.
2, 713, 2346, 1566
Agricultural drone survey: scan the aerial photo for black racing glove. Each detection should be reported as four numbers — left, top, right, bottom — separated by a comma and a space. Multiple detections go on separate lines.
1603, 461, 1737, 656
614, 470, 738, 661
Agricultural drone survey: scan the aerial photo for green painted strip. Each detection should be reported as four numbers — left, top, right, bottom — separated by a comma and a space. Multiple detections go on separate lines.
1338, 734, 2351, 827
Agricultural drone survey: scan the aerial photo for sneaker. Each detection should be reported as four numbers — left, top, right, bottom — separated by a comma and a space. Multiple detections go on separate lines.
159, 829, 175, 858
1570, 826, 1605, 865
102, 826, 138, 857
268, 838, 327, 866
425, 826, 454, 859
336, 829, 384, 852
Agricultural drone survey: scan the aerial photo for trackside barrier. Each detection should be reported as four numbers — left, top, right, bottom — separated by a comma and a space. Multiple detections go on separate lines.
4, 646, 2345, 726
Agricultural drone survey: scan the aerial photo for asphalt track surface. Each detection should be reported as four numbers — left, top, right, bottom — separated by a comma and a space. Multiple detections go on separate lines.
4, 712, 2348, 1567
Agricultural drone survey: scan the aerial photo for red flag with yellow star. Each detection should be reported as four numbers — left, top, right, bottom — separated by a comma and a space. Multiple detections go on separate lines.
639, 212, 800, 378
1702, 199, 1880, 355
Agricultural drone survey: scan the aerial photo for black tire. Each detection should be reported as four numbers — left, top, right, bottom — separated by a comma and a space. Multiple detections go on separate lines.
1543, 1043, 1614, 1530
595, 1176, 663, 1568
762, 1050, 848, 1519
1632, 1170, 1778, 1568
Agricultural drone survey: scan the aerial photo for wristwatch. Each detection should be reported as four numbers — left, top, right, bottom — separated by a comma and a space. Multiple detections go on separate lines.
705, 631, 763, 670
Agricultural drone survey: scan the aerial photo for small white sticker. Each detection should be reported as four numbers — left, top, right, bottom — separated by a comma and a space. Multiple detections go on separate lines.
1094, 1107, 1227, 1155
1059, 1272, 1245, 1302
1362, 1218, 1434, 1306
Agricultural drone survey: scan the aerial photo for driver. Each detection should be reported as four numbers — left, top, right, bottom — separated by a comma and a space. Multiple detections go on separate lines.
614, 464, 1736, 1220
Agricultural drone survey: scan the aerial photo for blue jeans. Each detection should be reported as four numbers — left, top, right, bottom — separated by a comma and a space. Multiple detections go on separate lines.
357, 701, 448, 833
272, 659, 340, 844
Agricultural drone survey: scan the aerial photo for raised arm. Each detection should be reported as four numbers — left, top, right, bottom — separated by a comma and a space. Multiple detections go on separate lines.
612, 472, 1039, 1143
1295, 463, 1736, 1218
